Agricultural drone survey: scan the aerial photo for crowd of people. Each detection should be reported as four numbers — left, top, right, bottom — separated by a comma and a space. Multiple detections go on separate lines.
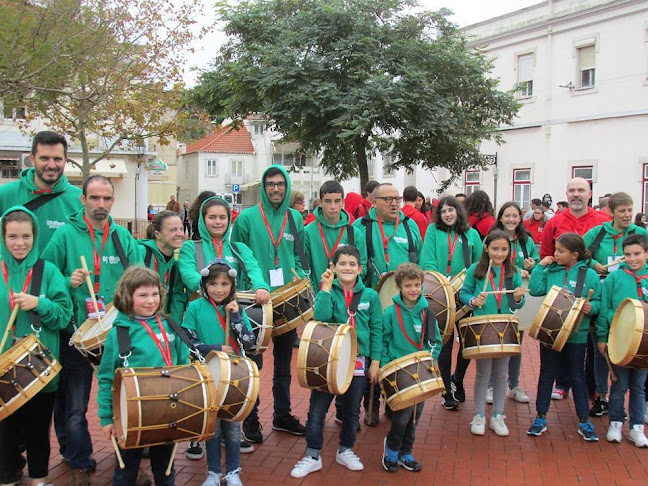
0, 130, 647, 486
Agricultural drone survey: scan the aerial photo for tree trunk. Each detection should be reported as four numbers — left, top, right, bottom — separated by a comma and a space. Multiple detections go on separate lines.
79, 127, 92, 180
355, 134, 370, 194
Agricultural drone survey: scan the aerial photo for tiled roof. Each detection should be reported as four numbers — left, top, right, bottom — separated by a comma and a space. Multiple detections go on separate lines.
185, 125, 255, 155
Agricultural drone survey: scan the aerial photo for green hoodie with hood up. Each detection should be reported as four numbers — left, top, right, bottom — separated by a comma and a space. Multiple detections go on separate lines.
231, 165, 305, 291
41, 208, 142, 331
0, 168, 82, 251
0, 206, 73, 392
178, 197, 269, 294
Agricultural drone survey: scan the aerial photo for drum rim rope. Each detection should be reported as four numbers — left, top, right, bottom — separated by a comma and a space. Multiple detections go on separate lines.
459, 314, 521, 359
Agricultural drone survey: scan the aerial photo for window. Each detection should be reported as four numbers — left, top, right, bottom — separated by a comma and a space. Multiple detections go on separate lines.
254, 123, 264, 134
643, 165, 648, 215
512, 169, 531, 210
206, 159, 218, 177
517, 54, 534, 98
465, 170, 480, 195
3, 104, 26, 120
572, 165, 594, 205
578, 45, 595, 88
273, 153, 294, 167
231, 160, 243, 177
0, 157, 20, 179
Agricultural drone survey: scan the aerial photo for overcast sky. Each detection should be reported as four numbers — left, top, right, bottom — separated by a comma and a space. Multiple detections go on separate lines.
184, 0, 541, 86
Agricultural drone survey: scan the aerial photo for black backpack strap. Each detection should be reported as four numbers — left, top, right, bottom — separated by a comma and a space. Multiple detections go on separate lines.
574, 266, 587, 298
230, 242, 250, 284
587, 227, 607, 255
288, 211, 310, 274
348, 291, 363, 315
166, 317, 199, 353
117, 326, 131, 356
144, 247, 153, 267
23, 192, 64, 211
194, 241, 205, 271
28, 259, 45, 328
346, 224, 355, 248
111, 232, 129, 270
460, 232, 471, 270
505, 276, 517, 312
520, 238, 529, 260
165, 265, 177, 314
361, 217, 374, 287
424, 305, 436, 348
402, 216, 418, 264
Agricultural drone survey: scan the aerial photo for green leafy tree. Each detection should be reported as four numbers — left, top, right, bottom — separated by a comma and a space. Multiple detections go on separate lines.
190, 0, 519, 191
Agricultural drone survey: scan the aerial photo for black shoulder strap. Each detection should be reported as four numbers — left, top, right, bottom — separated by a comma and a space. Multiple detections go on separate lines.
288, 211, 310, 273
117, 326, 131, 356
194, 240, 205, 271
505, 276, 517, 312
144, 247, 153, 267
166, 317, 198, 352
348, 290, 363, 315
520, 239, 529, 260
230, 242, 250, 280
361, 216, 374, 287
460, 233, 471, 270
424, 305, 436, 346
588, 227, 607, 255
402, 216, 418, 264
346, 224, 355, 248
23, 192, 64, 212
111, 232, 129, 270
28, 259, 45, 328
165, 265, 177, 314
574, 266, 587, 298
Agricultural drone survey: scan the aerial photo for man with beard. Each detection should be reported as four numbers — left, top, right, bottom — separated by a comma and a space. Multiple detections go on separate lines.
42, 175, 141, 486
0, 131, 82, 250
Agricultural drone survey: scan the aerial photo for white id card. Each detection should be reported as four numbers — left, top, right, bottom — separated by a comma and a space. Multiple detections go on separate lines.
607, 255, 622, 273
269, 268, 285, 287
353, 356, 366, 377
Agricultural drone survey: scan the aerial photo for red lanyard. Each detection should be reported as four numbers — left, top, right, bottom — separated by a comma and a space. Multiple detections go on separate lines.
138, 316, 173, 367
33, 188, 52, 195
211, 238, 223, 259
488, 267, 506, 311
510, 238, 518, 264
376, 214, 400, 265
343, 288, 356, 328
318, 223, 346, 261
612, 233, 624, 255
395, 304, 425, 350
447, 232, 459, 275
84, 216, 110, 293
210, 298, 239, 355
258, 203, 288, 267
623, 269, 648, 298
563, 265, 573, 287
1, 261, 33, 310
152, 258, 170, 286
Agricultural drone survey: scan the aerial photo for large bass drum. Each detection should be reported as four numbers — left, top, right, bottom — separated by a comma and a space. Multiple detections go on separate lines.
609, 298, 648, 369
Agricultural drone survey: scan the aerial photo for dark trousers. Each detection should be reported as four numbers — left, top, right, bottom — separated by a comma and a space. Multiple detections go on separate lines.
556, 330, 597, 398
386, 402, 425, 456
0, 391, 56, 483
113, 444, 175, 486
438, 323, 471, 391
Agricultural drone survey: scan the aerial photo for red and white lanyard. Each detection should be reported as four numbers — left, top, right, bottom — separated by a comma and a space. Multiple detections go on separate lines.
84, 216, 110, 294
259, 203, 288, 267
488, 268, 505, 311
376, 214, 400, 265
209, 298, 239, 355
211, 238, 223, 259
447, 232, 459, 275
319, 223, 345, 261
395, 304, 426, 350
612, 233, 624, 256
343, 288, 356, 328
1, 261, 33, 310
138, 316, 173, 367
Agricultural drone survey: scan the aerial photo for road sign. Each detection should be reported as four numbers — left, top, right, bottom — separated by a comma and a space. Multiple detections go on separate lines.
232, 184, 240, 193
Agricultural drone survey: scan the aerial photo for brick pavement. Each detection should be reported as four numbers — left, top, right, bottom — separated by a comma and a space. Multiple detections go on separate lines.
26, 331, 648, 485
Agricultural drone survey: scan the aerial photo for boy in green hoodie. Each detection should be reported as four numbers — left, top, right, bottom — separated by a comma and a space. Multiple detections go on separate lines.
381, 262, 442, 474
290, 246, 382, 479
596, 234, 648, 447
0, 207, 73, 486
0, 131, 82, 251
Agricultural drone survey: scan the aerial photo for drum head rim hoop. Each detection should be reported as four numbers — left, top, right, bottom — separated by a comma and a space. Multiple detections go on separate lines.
270, 278, 310, 306
529, 286, 581, 351
235, 293, 273, 354
459, 314, 521, 360
271, 280, 314, 336
423, 271, 456, 344
73, 304, 118, 350
529, 286, 561, 340
609, 298, 644, 367
377, 272, 397, 312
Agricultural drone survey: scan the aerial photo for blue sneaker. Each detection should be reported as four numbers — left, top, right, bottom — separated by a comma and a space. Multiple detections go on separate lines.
578, 421, 599, 442
527, 417, 547, 436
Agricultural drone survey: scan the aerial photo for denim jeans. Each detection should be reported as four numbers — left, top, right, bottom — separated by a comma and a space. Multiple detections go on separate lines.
555, 331, 597, 397
536, 342, 589, 420
386, 402, 425, 456
592, 329, 610, 395
608, 365, 647, 426
113, 444, 175, 486
438, 323, 471, 392
54, 333, 94, 470
272, 329, 295, 419
305, 374, 368, 458
206, 420, 240, 475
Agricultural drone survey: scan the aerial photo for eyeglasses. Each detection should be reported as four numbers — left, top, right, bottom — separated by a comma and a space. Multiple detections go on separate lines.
265, 181, 286, 189
375, 196, 402, 204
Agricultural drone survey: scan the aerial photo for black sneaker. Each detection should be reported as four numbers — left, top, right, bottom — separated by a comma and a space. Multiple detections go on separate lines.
273, 414, 306, 436
441, 390, 459, 411
185, 441, 204, 460
240, 440, 255, 453
243, 418, 264, 443
589, 397, 609, 417
451, 375, 466, 403
382, 438, 398, 473
398, 456, 423, 472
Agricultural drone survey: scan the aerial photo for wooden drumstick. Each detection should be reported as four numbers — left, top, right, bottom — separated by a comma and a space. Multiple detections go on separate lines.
602, 256, 625, 270
481, 289, 530, 295
291, 268, 301, 280
225, 308, 231, 349
0, 305, 21, 353
482, 260, 493, 293
367, 384, 375, 425
165, 442, 179, 476
80, 256, 102, 320
573, 289, 595, 333
455, 305, 471, 322
110, 435, 125, 469
604, 351, 618, 383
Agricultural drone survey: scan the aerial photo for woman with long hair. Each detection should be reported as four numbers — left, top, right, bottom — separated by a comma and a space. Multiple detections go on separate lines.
464, 190, 495, 239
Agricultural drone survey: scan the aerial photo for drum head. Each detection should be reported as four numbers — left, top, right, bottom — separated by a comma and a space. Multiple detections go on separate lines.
335, 328, 353, 388
609, 298, 643, 366
377, 273, 398, 311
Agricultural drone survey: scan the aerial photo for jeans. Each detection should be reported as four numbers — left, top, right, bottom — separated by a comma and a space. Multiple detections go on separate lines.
244, 353, 262, 426
54, 334, 94, 469
305, 374, 368, 458
475, 357, 510, 416
555, 331, 597, 398
272, 329, 295, 419
113, 444, 175, 486
591, 329, 609, 395
488, 332, 524, 389
438, 323, 471, 391
206, 420, 240, 475
386, 402, 425, 456
536, 342, 589, 420
608, 365, 647, 426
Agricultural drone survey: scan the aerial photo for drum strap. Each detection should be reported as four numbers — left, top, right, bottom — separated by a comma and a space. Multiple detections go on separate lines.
111, 232, 129, 270
27, 259, 45, 329
504, 276, 517, 312
520, 239, 529, 260
144, 247, 153, 267
23, 191, 63, 211
116, 317, 197, 357
424, 303, 436, 348
574, 266, 587, 298
402, 217, 418, 264
145, 247, 177, 314
346, 224, 355, 248
288, 211, 310, 274
460, 232, 471, 269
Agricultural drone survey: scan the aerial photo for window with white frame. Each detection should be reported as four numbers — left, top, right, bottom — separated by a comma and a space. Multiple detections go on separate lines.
643, 164, 648, 215
465, 171, 480, 195
578, 45, 596, 88
254, 123, 264, 134
517, 54, 534, 98
231, 160, 243, 177
206, 159, 218, 177
512, 169, 531, 210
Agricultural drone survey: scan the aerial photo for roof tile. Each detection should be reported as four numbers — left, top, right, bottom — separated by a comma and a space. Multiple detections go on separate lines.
185, 125, 255, 155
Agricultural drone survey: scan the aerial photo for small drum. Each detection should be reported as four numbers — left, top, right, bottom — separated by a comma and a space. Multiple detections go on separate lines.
609, 298, 648, 369
0, 334, 61, 421
113, 363, 218, 448
529, 286, 585, 351
459, 314, 521, 359
422, 272, 456, 345
379, 351, 444, 411
205, 351, 260, 422
297, 321, 357, 395
72, 304, 119, 370
377, 272, 398, 311
270, 278, 314, 336
235, 292, 272, 355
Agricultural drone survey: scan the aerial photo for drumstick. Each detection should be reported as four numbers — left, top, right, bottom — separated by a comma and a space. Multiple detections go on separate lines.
165, 442, 179, 476
0, 305, 20, 353
291, 268, 301, 280
455, 305, 471, 322
482, 260, 493, 293
602, 256, 625, 270
367, 384, 375, 425
481, 289, 531, 295
80, 256, 102, 320
110, 436, 125, 469
573, 289, 595, 333
604, 351, 618, 383
225, 308, 231, 349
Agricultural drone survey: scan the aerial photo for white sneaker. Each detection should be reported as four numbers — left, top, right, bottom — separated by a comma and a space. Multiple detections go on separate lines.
290, 456, 322, 478
645, 401, 648, 424
201, 471, 221, 486
490, 415, 509, 437
508, 387, 530, 403
629, 424, 648, 448
336, 449, 364, 471
606, 421, 623, 443
486, 387, 493, 404
471, 414, 486, 435
224, 468, 243, 486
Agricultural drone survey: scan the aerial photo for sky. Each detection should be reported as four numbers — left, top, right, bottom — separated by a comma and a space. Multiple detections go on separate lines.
184, 0, 541, 86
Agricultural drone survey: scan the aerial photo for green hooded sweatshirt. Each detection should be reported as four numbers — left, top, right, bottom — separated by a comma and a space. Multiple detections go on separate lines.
138, 239, 188, 324
41, 208, 142, 331
304, 206, 367, 292
96, 311, 190, 426
230, 165, 305, 291
459, 262, 526, 315
352, 207, 423, 289
420, 224, 483, 277
0, 168, 82, 251
509, 235, 540, 269
313, 278, 382, 361
0, 206, 73, 392
583, 222, 648, 268
178, 197, 269, 294
381, 293, 442, 367
596, 263, 648, 343
529, 260, 601, 343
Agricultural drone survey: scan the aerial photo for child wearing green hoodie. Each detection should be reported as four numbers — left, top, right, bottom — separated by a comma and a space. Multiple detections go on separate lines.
0, 207, 72, 486
381, 262, 442, 474
97, 267, 189, 486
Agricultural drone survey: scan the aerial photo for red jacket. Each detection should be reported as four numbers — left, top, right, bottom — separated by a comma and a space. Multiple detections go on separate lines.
304, 212, 316, 225
468, 212, 496, 239
524, 218, 545, 244
401, 204, 428, 241
540, 207, 612, 257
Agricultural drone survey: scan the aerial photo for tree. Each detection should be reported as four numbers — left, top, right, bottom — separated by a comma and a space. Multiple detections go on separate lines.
0, 0, 207, 178
190, 0, 519, 191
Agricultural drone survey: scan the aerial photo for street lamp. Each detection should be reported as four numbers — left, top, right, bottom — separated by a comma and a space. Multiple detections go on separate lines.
134, 142, 146, 232
482, 152, 498, 209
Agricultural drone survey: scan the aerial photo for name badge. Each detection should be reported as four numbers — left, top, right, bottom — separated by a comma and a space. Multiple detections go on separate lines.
607, 255, 622, 273
269, 268, 285, 288
85, 296, 106, 319
354, 356, 366, 377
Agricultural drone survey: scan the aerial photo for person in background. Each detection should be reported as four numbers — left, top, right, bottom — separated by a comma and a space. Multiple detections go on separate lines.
305, 198, 319, 226
180, 199, 191, 236
464, 190, 496, 240
356, 181, 379, 219
290, 191, 307, 222
189, 191, 216, 241
523, 199, 543, 220
401, 186, 428, 241
556, 201, 569, 214
524, 208, 547, 245
455, 193, 467, 204
147, 204, 155, 222
166, 195, 180, 214
598, 197, 612, 218
541, 201, 555, 219
634, 213, 647, 229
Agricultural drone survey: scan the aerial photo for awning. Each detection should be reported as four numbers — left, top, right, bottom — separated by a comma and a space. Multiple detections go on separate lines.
239, 179, 261, 191
65, 159, 128, 178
